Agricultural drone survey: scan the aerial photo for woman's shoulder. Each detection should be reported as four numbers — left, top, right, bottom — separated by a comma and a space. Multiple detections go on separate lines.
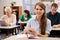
12, 14, 15, 15
0, 15, 8, 19
1, 15, 7, 17
29, 14, 32, 18
47, 18, 51, 23
12, 14, 16, 17
28, 16, 36, 22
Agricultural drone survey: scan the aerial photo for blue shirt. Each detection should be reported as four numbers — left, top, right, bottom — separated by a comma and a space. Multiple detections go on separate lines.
26, 16, 52, 34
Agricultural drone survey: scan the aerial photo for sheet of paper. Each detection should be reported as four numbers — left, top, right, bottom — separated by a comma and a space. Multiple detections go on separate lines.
16, 34, 40, 39
16, 34, 27, 38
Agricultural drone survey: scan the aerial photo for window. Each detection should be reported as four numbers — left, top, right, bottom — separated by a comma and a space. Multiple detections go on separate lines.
23, 0, 40, 15
41, 0, 54, 2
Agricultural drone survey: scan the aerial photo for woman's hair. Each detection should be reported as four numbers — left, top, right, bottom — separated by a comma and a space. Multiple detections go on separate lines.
5, 7, 12, 12
24, 10, 30, 17
35, 2, 47, 35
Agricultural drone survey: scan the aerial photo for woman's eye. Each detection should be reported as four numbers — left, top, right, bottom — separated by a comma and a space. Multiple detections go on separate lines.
36, 8, 43, 10
40, 9, 43, 10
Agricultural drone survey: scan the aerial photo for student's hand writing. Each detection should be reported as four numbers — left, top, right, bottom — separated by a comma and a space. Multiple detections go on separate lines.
24, 27, 38, 36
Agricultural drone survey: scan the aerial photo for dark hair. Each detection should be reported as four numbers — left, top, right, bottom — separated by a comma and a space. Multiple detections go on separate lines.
51, 3, 58, 8
35, 2, 47, 35
24, 10, 30, 17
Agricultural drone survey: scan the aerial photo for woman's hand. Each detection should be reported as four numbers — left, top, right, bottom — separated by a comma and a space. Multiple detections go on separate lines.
4, 21, 11, 26
24, 27, 38, 36
24, 27, 31, 34
24, 27, 48, 37
40, 34, 48, 37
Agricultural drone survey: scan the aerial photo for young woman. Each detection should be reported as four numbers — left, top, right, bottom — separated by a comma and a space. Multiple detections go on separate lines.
19, 10, 32, 30
1, 7, 16, 26
20, 10, 32, 21
24, 2, 52, 37
0, 7, 16, 35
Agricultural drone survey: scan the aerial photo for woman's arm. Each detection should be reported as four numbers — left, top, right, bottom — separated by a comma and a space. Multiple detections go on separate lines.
24, 27, 38, 36
10, 14, 16, 25
37, 33, 48, 37
24, 27, 48, 37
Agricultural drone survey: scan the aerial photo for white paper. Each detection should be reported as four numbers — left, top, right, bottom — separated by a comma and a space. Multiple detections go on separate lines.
16, 34, 27, 38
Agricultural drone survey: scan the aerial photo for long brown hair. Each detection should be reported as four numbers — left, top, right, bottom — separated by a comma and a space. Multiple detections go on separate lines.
35, 2, 47, 35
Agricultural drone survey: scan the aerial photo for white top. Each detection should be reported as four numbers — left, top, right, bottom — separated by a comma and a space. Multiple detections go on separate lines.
0, 14, 16, 26
26, 16, 52, 34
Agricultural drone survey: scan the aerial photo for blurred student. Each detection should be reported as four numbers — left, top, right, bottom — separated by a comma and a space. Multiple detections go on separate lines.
1, 7, 16, 26
19, 10, 32, 30
47, 3, 60, 28
24, 2, 52, 37
20, 10, 32, 21
0, 7, 16, 35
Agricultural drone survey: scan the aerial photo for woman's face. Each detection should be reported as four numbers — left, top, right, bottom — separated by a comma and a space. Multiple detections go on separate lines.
6, 11, 11, 16
24, 12, 28, 17
35, 5, 44, 17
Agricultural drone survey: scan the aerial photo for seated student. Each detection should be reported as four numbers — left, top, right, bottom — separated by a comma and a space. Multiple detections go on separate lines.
24, 2, 52, 37
47, 3, 60, 37
20, 10, 32, 21
19, 10, 32, 30
47, 3, 60, 28
1, 7, 16, 26
0, 7, 16, 35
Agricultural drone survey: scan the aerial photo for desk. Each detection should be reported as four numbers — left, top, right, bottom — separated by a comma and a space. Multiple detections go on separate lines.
50, 28, 60, 37
0, 25, 19, 35
4, 35, 60, 40
18, 21, 27, 30
18, 20, 27, 24
0, 25, 19, 29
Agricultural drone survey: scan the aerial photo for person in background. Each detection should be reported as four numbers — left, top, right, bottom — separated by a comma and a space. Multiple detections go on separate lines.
47, 3, 60, 28
0, 7, 16, 35
1, 7, 16, 26
20, 10, 32, 21
19, 10, 32, 31
47, 3, 60, 37
24, 2, 52, 37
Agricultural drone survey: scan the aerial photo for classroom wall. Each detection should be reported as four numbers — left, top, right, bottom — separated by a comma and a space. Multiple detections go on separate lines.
0, 0, 23, 18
